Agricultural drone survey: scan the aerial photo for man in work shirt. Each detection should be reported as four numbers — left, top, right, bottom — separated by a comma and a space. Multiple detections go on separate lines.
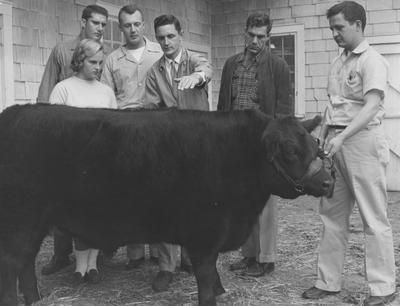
302, 2, 396, 306
101, 4, 163, 269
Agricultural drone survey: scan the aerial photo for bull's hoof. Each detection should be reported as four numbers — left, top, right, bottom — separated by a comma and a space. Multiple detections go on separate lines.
152, 271, 173, 292
199, 298, 217, 306
213, 277, 225, 297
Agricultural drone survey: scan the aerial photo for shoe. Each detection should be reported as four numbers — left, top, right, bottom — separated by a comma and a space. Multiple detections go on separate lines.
180, 262, 193, 274
302, 286, 340, 299
72, 271, 85, 285
152, 271, 173, 292
229, 257, 256, 271
363, 293, 396, 306
125, 257, 145, 270
242, 262, 275, 277
86, 269, 101, 284
41, 256, 72, 275
149, 256, 159, 265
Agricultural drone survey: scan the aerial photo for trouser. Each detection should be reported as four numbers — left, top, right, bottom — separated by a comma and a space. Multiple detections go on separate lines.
241, 195, 278, 263
157, 243, 191, 272
53, 228, 73, 259
127, 244, 158, 260
316, 126, 396, 296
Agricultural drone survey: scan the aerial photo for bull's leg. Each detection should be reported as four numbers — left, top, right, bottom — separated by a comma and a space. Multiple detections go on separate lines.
213, 267, 225, 297
0, 267, 18, 306
190, 252, 220, 306
19, 259, 40, 305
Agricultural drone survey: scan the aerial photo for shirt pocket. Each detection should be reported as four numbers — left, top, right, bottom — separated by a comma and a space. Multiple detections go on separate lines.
342, 70, 363, 100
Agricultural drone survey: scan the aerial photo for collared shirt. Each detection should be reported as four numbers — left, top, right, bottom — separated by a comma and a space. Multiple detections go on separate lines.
326, 39, 388, 127
164, 49, 182, 84
101, 38, 163, 109
231, 50, 262, 110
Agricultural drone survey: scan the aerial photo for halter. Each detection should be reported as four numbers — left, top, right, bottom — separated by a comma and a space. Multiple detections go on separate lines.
271, 148, 335, 193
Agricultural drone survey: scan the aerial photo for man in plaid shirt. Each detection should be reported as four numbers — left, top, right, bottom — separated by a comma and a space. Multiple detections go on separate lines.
218, 12, 293, 277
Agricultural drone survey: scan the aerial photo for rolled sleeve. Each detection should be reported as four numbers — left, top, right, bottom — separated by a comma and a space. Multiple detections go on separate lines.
361, 54, 388, 99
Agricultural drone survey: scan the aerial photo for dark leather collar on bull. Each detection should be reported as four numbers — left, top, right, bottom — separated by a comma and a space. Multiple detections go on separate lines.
270, 148, 335, 193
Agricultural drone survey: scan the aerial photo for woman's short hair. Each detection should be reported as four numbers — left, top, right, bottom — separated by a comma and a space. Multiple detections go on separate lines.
70, 39, 104, 72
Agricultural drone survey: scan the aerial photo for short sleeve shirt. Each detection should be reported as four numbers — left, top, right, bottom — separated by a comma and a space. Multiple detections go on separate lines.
100, 38, 163, 109
326, 39, 388, 126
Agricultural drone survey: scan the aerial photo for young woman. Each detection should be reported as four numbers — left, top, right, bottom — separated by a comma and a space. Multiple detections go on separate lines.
49, 38, 117, 284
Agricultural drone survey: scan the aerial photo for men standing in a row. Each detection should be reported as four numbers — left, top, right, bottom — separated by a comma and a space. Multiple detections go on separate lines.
144, 14, 212, 291
218, 13, 293, 277
37, 4, 109, 276
100, 5, 162, 270
303, 2, 396, 306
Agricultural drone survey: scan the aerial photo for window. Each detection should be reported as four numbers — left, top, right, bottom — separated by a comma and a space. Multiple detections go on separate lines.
270, 24, 305, 118
103, 18, 124, 50
0, 1, 14, 111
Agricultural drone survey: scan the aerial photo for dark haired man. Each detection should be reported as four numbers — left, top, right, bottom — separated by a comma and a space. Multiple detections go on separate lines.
37, 4, 108, 103
145, 14, 212, 109
144, 14, 212, 291
218, 13, 293, 277
101, 4, 162, 270
37, 4, 109, 275
302, 2, 396, 306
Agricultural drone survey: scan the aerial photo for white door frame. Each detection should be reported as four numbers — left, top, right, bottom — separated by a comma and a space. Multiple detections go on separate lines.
271, 23, 305, 118
0, 1, 14, 111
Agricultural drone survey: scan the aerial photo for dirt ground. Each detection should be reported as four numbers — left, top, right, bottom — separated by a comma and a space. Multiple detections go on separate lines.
26, 192, 400, 306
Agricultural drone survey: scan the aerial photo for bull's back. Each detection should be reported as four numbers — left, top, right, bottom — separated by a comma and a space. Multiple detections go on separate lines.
0, 104, 270, 250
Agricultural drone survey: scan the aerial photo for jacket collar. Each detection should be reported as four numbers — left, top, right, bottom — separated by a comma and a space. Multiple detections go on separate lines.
158, 48, 189, 72
238, 47, 265, 64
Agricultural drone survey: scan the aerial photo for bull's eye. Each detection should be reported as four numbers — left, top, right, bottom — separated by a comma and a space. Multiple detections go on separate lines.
282, 144, 297, 162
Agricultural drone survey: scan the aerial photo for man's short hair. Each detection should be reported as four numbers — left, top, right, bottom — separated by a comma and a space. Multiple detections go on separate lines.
118, 4, 144, 24
81, 4, 108, 20
70, 39, 103, 72
154, 14, 182, 34
246, 13, 272, 34
326, 1, 366, 31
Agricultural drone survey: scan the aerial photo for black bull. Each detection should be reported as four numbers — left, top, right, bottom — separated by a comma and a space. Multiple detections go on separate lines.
0, 104, 334, 306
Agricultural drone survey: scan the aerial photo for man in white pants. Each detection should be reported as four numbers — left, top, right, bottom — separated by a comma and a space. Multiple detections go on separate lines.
302, 2, 396, 306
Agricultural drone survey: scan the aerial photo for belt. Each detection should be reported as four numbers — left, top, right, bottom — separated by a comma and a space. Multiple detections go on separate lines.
328, 125, 347, 130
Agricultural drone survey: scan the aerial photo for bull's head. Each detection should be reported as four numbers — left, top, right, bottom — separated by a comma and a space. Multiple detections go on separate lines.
262, 116, 335, 199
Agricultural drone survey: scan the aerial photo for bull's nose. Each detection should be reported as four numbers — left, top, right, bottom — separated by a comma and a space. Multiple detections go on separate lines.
322, 180, 335, 198
322, 181, 330, 188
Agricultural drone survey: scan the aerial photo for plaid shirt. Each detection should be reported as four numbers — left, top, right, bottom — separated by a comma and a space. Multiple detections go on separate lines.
231, 51, 262, 110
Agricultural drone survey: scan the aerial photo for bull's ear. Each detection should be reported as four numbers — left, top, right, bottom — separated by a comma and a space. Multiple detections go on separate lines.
263, 132, 280, 162
301, 115, 322, 133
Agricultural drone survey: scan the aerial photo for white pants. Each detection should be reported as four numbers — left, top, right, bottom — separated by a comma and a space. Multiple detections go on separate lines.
316, 126, 396, 296
241, 195, 278, 263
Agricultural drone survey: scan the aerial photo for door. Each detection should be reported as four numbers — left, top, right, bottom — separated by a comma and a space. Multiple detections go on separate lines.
370, 36, 400, 191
